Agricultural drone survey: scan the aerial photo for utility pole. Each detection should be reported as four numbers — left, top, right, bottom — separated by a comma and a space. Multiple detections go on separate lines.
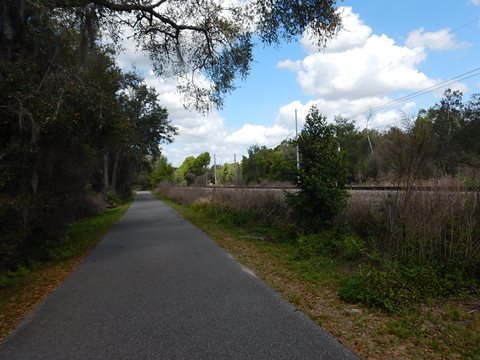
213, 153, 217, 186
366, 110, 374, 156
205, 164, 208, 187
295, 109, 300, 171
234, 153, 238, 187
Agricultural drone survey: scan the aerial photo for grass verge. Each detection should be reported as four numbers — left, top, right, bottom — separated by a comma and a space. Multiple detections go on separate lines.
156, 193, 480, 360
0, 199, 133, 342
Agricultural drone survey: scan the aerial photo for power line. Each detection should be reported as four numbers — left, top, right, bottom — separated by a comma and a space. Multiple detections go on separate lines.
270, 130, 295, 149
325, 16, 480, 128
348, 66, 480, 122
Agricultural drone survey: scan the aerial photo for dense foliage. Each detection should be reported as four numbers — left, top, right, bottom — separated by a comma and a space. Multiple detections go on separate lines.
0, 3, 176, 269
286, 106, 349, 230
176, 152, 211, 185
150, 156, 175, 188
241, 142, 297, 184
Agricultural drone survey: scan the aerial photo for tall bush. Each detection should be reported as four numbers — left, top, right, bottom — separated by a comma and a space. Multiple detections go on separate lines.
287, 106, 349, 231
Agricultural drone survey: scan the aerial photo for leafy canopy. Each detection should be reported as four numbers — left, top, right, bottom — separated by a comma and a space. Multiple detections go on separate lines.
0, 4, 177, 267
176, 152, 211, 185
1, 0, 341, 110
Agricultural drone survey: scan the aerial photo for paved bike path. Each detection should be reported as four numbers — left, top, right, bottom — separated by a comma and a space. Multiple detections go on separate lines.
0, 191, 357, 359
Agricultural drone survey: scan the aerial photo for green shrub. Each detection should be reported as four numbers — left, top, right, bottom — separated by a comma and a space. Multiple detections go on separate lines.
0, 267, 30, 287
293, 229, 366, 261
104, 192, 120, 208
190, 202, 296, 243
339, 261, 478, 312
286, 106, 349, 231
265, 223, 298, 243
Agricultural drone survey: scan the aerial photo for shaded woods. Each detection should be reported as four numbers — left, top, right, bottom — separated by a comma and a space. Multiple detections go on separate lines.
0, 2, 177, 270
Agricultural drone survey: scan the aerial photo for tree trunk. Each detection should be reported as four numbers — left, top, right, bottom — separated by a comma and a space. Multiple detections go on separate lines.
31, 161, 38, 195
103, 152, 109, 192
111, 152, 120, 192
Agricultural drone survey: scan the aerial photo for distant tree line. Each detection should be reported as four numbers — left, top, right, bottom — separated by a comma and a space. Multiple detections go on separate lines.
374, 89, 480, 184
162, 89, 480, 189
243, 89, 480, 186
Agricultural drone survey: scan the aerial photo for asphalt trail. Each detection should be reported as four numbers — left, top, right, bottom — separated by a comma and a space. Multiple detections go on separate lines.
0, 191, 358, 360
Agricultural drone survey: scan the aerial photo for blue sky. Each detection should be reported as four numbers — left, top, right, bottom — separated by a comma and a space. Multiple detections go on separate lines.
117, 0, 480, 166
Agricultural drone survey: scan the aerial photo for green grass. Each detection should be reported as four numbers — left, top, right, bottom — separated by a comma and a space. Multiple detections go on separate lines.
49, 203, 132, 262
0, 198, 133, 342
378, 307, 480, 359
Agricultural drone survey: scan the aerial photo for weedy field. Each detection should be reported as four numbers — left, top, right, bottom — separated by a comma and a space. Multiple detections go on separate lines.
156, 183, 480, 359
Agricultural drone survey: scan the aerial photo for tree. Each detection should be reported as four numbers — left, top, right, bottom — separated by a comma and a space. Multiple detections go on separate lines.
214, 163, 238, 185
0, 13, 125, 266
111, 74, 177, 194
459, 94, 480, 168
430, 89, 464, 175
150, 156, 174, 188
0, 5, 177, 269
378, 116, 436, 186
241, 145, 260, 184
175, 152, 211, 185
269, 141, 297, 182
1, 0, 341, 110
241, 145, 275, 184
192, 152, 211, 176
286, 106, 349, 231
176, 156, 196, 185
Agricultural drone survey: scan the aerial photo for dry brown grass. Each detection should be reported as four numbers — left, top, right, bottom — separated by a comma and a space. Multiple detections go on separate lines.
384, 190, 480, 267
0, 259, 83, 342
157, 183, 291, 221
343, 178, 480, 269
159, 181, 480, 270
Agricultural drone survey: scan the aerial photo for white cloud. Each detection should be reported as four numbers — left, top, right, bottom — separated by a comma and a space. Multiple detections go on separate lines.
277, 59, 301, 72
111, 29, 153, 71
431, 81, 469, 98
470, 0, 480, 5
370, 102, 418, 130
114, 34, 246, 166
401, 101, 417, 114
275, 6, 472, 131
273, 98, 421, 133
302, 7, 372, 54
225, 124, 290, 146
143, 75, 234, 165
279, 7, 436, 103
114, 6, 472, 166
119, 41, 295, 166
406, 28, 469, 51
273, 101, 311, 130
